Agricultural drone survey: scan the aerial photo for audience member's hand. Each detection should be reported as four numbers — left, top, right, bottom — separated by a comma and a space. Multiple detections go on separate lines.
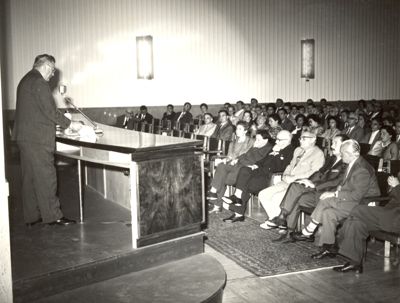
230, 159, 238, 166
296, 179, 315, 188
320, 191, 335, 200
388, 176, 400, 188
247, 164, 258, 170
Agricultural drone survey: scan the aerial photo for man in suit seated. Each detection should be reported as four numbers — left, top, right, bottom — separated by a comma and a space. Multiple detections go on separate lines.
332, 173, 400, 273
361, 117, 381, 145
212, 110, 234, 141
341, 112, 364, 142
292, 140, 381, 259
135, 105, 153, 129
115, 110, 134, 129
221, 130, 295, 222
174, 102, 193, 129
266, 134, 349, 238
257, 131, 325, 229
277, 108, 295, 132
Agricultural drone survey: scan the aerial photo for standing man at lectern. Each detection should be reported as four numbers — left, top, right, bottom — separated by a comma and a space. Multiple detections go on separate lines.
13, 54, 82, 227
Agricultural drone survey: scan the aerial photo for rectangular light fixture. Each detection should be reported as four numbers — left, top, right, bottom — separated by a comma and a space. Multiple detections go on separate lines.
136, 35, 154, 79
301, 39, 315, 80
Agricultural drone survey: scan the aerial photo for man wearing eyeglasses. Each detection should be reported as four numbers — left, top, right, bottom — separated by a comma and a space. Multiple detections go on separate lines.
13, 54, 82, 227
341, 112, 364, 142
258, 131, 325, 229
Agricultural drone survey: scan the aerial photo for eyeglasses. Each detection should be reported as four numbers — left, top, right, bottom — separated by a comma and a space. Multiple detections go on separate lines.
45, 63, 56, 74
300, 136, 314, 140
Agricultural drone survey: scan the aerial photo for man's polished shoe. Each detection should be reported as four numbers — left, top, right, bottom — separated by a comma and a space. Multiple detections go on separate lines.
311, 249, 337, 259
333, 262, 363, 274
266, 216, 287, 230
290, 231, 314, 242
47, 217, 76, 226
222, 195, 242, 205
224, 215, 245, 223
222, 214, 235, 222
26, 218, 42, 228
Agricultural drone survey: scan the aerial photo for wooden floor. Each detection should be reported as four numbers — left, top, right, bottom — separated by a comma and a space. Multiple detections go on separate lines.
206, 201, 400, 303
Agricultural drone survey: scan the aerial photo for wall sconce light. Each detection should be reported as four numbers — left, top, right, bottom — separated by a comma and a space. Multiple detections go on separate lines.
301, 39, 315, 81
136, 35, 154, 79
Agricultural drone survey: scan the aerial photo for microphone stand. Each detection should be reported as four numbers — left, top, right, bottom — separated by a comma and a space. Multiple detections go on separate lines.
64, 97, 103, 134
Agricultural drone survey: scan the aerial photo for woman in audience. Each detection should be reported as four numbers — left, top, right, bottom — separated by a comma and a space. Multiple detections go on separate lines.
306, 114, 324, 137
368, 125, 399, 160
194, 113, 217, 137
267, 113, 282, 140
207, 129, 272, 213
321, 116, 341, 143
357, 112, 370, 133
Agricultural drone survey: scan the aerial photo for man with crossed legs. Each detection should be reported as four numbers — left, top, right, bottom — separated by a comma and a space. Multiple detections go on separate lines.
266, 134, 348, 241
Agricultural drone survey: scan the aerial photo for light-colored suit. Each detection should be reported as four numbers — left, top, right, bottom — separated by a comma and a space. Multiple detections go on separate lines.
259, 145, 325, 219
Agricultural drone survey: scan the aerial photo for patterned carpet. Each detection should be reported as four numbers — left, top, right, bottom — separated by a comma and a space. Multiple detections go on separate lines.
205, 210, 346, 277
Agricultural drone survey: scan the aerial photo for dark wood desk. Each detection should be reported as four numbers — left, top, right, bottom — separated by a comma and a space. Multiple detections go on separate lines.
56, 121, 205, 249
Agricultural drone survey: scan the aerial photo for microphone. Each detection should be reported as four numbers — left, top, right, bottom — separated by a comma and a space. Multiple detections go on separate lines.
64, 97, 103, 134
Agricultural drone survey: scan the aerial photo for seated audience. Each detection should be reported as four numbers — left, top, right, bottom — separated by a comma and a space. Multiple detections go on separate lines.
357, 112, 369, 134
306, 114, 324, 137
289, 105, 299, 124
370, 100, 383, 120
395, 120, 400, 149
257, 131, 325, 229
267, 113, 283, 140
227, 105, 239, 125
162, 104, 176, 122
196, 103, 209, 121
278, 108, 295, 132
321, 116, 341, 143
135, 105, 153, 125
194, 113, 217, 137
333, 173, 400, 274
211, 110, 234, 141
291, 140, 380, 259
207, 129, 272, 214
339, 109, 349, 130
275, 98, 284, 113
234, 101, 245, 120
175, 102, 193, 128
368, 125, 399, 160
266, 134, 348, 238
362, 117, 382, 145
222, 130, 294, 222
341, 111, 364, 142
115, 110, 134, 129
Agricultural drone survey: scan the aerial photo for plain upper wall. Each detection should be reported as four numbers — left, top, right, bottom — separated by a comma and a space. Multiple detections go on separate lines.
3, 0, 400, 109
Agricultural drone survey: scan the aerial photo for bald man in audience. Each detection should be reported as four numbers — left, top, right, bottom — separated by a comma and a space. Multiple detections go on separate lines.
333, 173, 400, 273
257, 131, 325, 230
291, 140, 380, 260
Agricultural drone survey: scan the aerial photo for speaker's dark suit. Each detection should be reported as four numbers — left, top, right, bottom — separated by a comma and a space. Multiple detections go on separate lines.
338, 181, 400, 263
311, 156, 381, 246
13, 69, 71, 223
341, 125, 365, 142
281, 156, 347, 230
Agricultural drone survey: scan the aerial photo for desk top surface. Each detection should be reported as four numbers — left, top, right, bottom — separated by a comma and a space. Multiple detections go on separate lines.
56, 122, 201, 154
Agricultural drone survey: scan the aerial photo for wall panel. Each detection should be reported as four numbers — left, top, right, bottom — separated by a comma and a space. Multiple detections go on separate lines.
3, 0, 400, 109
